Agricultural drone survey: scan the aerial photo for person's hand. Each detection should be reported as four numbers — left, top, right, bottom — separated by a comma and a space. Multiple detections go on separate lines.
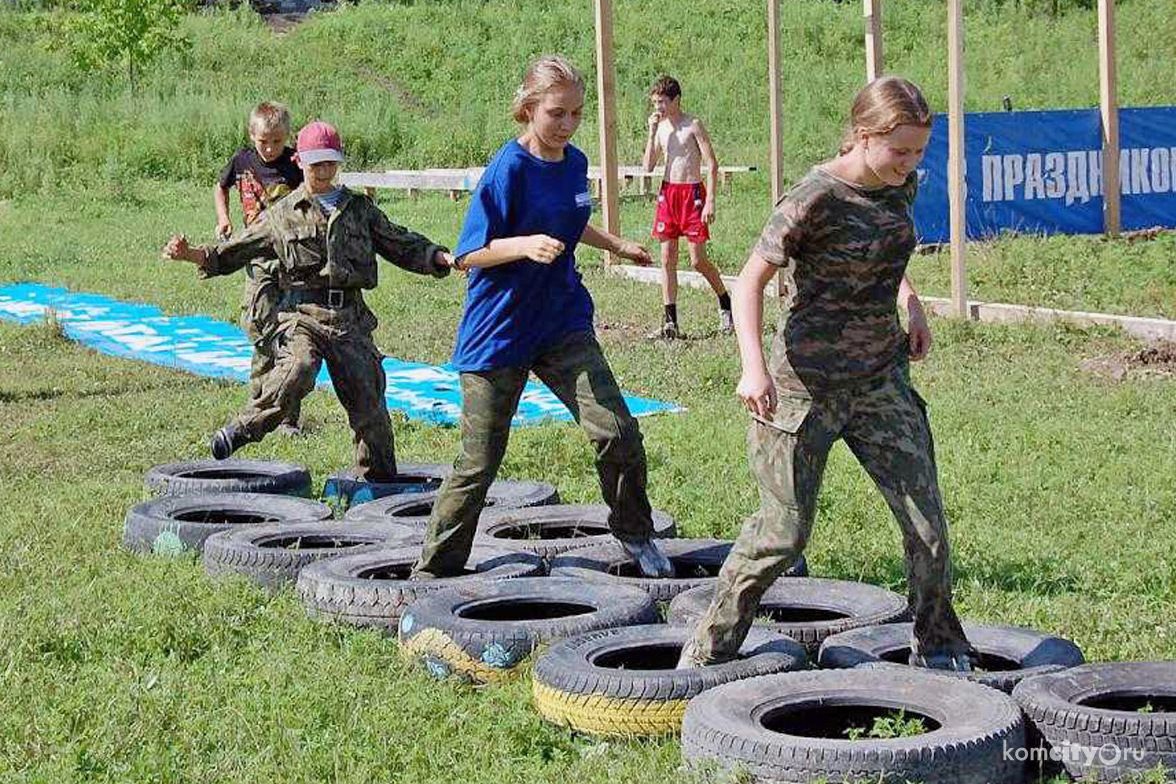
647, 112, 662, 135
737, 368, 777, 420
907, 301, 933, 361
434, 249, 458, 270
216, 220, 233, 241
521, 235, 565, 264
616, 240, 652, 266
162, 234, 191, 261
701, 201, 715, 225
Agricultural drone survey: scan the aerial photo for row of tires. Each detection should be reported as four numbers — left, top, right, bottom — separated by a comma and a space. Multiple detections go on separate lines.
390, 574, 1172, 784
127, 459, 1174, 783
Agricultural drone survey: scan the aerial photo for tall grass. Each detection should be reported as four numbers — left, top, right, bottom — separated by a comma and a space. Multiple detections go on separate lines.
1, 0, 1173, 198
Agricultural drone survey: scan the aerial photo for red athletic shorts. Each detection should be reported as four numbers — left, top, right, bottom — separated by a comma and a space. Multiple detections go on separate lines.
651, 181, 710, 243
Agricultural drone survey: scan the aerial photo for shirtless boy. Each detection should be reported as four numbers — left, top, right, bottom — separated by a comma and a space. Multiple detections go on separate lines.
642, 75, 732, 339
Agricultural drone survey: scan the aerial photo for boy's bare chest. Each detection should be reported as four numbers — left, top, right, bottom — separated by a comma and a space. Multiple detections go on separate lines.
660, 123, 698, 156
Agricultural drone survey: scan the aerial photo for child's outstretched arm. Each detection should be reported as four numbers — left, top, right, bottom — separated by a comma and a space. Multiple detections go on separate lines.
161, 217, 276, 278
695, 120, 719, 224
369, 204, 453, 277
580, 224, 652, 266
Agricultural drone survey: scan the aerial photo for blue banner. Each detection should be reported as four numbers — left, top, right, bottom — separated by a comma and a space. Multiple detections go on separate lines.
913, 106, 1176, 241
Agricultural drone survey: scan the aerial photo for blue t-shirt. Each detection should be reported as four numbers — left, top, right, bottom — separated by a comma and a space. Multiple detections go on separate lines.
451, 139, 596, 371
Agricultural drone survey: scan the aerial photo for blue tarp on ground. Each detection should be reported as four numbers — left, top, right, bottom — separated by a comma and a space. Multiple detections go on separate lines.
0, 283, 682, 427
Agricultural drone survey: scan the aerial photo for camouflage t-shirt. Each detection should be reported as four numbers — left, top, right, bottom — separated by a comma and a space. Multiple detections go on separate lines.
754, 167, 918, 392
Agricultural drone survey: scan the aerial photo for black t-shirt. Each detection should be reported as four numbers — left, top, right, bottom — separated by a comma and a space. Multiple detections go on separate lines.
218, 146, 303, 226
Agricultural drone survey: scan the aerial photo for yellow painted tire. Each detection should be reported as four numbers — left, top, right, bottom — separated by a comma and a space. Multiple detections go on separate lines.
532, 679, 688, 736
531, 624, 806, 737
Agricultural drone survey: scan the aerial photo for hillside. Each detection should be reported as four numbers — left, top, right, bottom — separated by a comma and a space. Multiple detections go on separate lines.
1, 0, 1173, 196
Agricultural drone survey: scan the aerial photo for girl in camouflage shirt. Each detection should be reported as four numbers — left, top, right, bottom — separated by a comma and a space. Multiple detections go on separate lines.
682, 77, 976, 671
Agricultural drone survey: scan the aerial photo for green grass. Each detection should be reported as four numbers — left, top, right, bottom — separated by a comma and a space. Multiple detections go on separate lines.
1, 1, 1175, 781
842, 709, 928, 741
2, 184, 1175, 782
2, 0, 1175, 194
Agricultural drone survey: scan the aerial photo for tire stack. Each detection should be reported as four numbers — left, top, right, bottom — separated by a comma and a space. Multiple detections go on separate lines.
123, 459, 1174, 784
126, 460, 567, 596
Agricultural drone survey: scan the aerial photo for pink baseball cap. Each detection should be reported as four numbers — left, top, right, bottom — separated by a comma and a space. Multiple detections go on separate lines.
296, 120, 344, 165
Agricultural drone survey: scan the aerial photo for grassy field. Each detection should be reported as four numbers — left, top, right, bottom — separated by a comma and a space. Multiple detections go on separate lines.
2, 184, 1175, 782
1, 0, 1175, 781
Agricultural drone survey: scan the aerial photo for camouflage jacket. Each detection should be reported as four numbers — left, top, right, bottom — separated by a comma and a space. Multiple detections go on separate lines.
754, 167, 918, 392
200, 185, 449, 290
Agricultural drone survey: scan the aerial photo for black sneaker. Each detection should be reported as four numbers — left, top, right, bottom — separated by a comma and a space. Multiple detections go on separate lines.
210, 424, 245, 460
909, 650, 974, 672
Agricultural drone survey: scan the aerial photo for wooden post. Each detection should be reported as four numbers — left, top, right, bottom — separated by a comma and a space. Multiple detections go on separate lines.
594, 0, 621, 265
767, 0, 784, 206
864, 0, 883, 82
947, 0, 968, 318
1099, 0, 1120, 237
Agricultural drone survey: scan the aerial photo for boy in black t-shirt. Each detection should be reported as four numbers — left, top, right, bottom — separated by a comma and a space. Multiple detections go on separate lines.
213, 101, 305, 434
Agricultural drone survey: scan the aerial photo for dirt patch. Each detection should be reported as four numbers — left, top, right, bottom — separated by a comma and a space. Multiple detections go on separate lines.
1080, 340, 1176, 380
356, 67, 431, 116
262, 12, 308, 34
251, 0, 336, 34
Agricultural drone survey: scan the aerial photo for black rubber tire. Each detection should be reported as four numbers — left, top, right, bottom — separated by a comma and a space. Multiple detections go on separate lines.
296, 545, 544, 630
532, 624, 807, 737
819, 622, 1086, 693
1012, 662, 1176, 782
667, 577, 910, 655
343, 480, 560, 526
681, 668, 1027, 784
473, 504, 676, 561
144, 459, 311, 496
123, 492, 332, 556
202, 521, 420, 591
325, 462, 453, 495
550, 540, 809, 603
397, 577, 659, 683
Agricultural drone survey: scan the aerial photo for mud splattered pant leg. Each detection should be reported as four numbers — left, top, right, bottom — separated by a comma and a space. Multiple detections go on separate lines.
414, 367, 528, 577
231, 305, 398, 481
843, 371, 972, 659
530, 332, 654, 545
688, 390, 842, 664
241, 265, 300, 428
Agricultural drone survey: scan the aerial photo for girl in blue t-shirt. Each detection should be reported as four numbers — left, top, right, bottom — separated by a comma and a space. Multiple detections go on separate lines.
413, 55, 674, 580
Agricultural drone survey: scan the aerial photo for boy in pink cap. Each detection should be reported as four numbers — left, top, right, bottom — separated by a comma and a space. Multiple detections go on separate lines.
164, 120, 455, 482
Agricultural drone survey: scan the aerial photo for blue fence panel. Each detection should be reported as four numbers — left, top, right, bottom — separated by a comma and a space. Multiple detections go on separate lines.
913, 106, 1176, 241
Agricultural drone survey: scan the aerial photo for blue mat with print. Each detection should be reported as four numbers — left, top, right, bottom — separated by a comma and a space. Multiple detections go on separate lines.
0, 283, 681, 426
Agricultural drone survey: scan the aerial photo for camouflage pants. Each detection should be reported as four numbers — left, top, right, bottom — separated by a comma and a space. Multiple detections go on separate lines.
241, 266, 300, 428
414, 332, 655, 577
688, 364, 973, 664
229, 299, 397, 482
